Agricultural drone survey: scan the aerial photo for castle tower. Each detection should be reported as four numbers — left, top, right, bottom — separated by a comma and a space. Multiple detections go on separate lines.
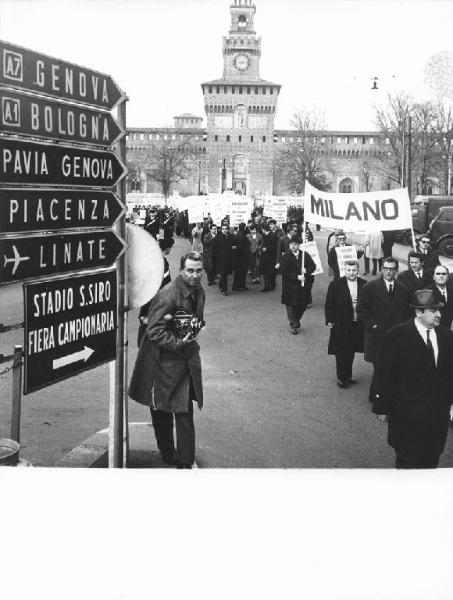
201, 0, 280, 196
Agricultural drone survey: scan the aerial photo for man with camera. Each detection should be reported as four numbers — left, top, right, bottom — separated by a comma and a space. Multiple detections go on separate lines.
129, 251, 205, 469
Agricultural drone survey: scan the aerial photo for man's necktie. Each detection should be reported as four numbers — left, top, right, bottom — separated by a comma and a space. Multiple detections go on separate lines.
426, 329, 435, 364
388, 283, 394, 298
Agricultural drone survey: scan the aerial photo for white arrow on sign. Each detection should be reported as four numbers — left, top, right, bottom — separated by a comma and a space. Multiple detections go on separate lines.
53, 346, 94, 370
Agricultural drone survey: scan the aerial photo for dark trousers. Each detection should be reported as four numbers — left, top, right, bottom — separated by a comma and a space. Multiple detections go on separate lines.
285, 304, 306, 328
249, 253, 259, 280
395, 449, 441, 469
270, 267, 277, 289
335, 349, 355, 381
151, 401, 195, 466
262, 272, 272, 290
219, 272, 229, 293
232, 266, 247, 289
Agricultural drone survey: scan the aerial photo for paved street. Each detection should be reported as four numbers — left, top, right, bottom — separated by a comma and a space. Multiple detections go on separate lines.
1, 231, 453, 467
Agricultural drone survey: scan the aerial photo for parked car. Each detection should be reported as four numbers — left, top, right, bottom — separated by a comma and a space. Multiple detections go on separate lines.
427, 206, 453, 257
399, 195, 453, 246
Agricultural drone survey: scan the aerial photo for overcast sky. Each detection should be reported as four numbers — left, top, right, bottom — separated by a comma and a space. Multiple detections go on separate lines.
1, 0, 453, 131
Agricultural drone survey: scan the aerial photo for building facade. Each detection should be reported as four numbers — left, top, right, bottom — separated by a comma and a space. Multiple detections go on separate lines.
126, 0, 400, 198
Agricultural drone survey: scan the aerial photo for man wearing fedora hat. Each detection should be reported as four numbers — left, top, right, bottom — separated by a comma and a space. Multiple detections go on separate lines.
373, 289, 453, 468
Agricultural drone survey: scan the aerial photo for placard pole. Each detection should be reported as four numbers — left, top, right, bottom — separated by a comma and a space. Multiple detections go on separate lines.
10, 345, 23, 443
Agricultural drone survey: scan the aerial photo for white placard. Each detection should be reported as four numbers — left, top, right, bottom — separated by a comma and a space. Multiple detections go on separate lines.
300, 240, 323, 275
335, 245, 358, 278
229, 196, 253, 227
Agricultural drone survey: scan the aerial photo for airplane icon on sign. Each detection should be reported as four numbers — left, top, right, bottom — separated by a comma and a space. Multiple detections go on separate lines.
3, 244, 30, 274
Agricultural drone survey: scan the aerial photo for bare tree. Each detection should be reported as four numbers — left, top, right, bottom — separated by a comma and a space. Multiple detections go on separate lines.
374, 93, 442, 195
362, 161, 373, 192
430, 99, 453, 194
146, 139, 196, 198
276, 108, 332, 194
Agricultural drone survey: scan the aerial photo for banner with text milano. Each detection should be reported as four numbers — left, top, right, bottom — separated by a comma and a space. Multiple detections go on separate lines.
304, 182, 412, 233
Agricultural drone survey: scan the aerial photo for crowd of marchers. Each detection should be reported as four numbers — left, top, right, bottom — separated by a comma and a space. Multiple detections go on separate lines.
129, 209, 453, 470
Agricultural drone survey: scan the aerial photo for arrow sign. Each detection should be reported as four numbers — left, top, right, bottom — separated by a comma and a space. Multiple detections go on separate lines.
23, 270, 117, 394
0, 89, 125, 146
53, 346, 95, 370
0, 230, 127, 285
0, 137, 127, 187
0, 188, 125, 233
0, 40, 126, 110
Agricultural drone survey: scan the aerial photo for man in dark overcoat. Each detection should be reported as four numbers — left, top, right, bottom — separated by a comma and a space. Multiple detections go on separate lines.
373, 289, 453, 468
429, 265, 453, 329
129, 251, 205, 468
211, 223, 235, 296
232, 222, 250, 291
325, 259, 366, 388
357, 256, 411, 402
260, 223, 278, 292
279, 235, 316, 334
327, 230, 351, 279
397, 251, 433, 295
415, 234, 441, 275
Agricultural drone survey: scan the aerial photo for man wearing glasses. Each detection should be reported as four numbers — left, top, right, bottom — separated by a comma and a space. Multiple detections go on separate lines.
415, 236, 440, 275
357, 257, 411, 402
429, 266, 453, 329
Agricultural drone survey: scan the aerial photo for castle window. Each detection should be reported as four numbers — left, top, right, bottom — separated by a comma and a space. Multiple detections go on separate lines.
247, 86, 251, 94
232, 86, 236, 94
263, 136, 266, 142
239, 135, 242, 142
251, 135, 254, 142
140, 133, 144, 140
353, 137, 358, 144
262, 87, 266, 94
208, 86, 212, 93
216, 86, 220, 93
337, 137, 341, 143
270, 87, 274, 95
255, 87, 259, 94
238, 14, 247, 28
344, 137, 349, 144
156, 134, 160, 140
163, 134, 168, 140
215, 135, 218, 142
239, 86, 243, 94
369, 137, 374, 144
281, 137, 285, 143
148, 134, 153, 140
226, 135, 230, 142
289, 137, 294, 143
321, 137, 326, 143
224, 86, 227, 93
132, 133, 136, 140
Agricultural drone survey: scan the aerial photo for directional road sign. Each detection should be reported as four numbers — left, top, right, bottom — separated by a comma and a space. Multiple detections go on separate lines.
0, 40, 126, 110
0, 230, 126, 285
0, 89, 125, 146
0, 188, 125, 233
23, 270, 117, 394
0, 137, 127, 187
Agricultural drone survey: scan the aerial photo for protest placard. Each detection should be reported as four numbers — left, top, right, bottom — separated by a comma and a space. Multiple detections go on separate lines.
335, 245, 358, 278
300, 240, 323, 275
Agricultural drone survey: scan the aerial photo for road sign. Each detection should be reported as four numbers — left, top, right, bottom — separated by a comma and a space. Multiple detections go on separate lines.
0, 40, 125, 110
0, 137, 127, 187
0, 188, 125, 233
0, 89, 125, 146
23, 270, 117, 394
0, 230, 126, 285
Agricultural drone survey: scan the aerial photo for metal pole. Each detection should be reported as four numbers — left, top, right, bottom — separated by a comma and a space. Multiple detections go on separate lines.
407, 116, 412, 200
111, 98, 128, 468
401, 128, 405, 187
10, 345, 23, 443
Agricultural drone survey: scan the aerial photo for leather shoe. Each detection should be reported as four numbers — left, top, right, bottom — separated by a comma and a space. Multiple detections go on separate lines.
337, 380, 349, 388
290, 326, 299, 335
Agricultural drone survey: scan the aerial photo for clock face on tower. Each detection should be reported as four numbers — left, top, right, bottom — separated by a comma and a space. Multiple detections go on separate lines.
234, 54, 250, 71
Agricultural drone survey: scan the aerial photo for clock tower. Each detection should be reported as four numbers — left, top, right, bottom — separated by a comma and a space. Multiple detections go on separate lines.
201, 0, 281, 197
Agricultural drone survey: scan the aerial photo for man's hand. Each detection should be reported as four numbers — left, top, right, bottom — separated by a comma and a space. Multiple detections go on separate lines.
376, 414, 388, 423
275, 263, 280, 269
297, 274, 303, 281
327, 322, 333, 328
